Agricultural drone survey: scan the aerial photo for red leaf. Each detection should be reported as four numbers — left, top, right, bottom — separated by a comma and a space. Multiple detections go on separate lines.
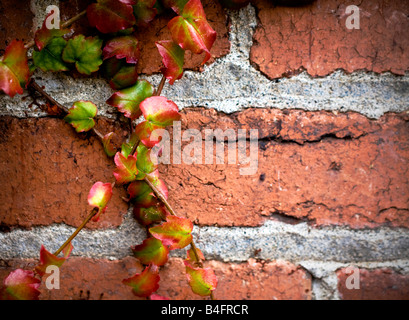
34, 12, 71, 51
140, 96, 181, 127
1, 269, 40, 300
87, 0, 136, 34
113, 152, 139, 184
156, 40, 185, 85
88, 182, 113, 221
162, 0, 188, 14
0, 40, 30, 97
134, 120, 164, 148
103, 35, 140, 64
150, 293, 170, 300
185, 264, 217, 297
35, 244, 73, 277
168, 0, 216, 64
122, 265, 160, 297
132, 237, 169, 266
149, 216, 193, 250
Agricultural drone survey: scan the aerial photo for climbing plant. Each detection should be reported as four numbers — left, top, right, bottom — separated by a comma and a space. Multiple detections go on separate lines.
0, 0, 220, 300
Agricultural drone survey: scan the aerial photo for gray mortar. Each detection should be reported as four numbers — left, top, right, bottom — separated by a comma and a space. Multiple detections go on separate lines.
1, 5, 408, 119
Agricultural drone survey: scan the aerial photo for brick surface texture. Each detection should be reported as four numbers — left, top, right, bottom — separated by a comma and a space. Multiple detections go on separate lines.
0, 0, 409, 301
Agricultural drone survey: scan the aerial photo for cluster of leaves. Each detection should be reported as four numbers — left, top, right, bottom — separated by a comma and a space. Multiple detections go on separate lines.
0, 0, 218, 300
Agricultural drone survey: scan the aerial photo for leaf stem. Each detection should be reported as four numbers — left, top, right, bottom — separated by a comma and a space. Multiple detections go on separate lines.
154, 75, 167, 96
53, 207, 98, 256
24, 10, 87, 50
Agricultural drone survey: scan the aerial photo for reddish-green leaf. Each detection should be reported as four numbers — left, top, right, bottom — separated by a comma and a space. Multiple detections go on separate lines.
186, 246, 205, 265
64, 101, 97, 132
102, 132, 117, 157
0, 40, 30, 97
87, 0, 136, 34
156, 40, 185, 85
34, 12, 71, 51
113, 152, 139, 184
88, 182, 113, 221
133, 203, 167, 225
107, 80, 154, 120
149, 216, 193, 250
162, 0, 188, 14
62, 35, 103, 75
128, 174, 168, 207
35, 243, 73, 277
102, 57, 139, 90
103, 35, 140, 64
0, 269, 41, 300
123, 265, 160, 297
133, 0, 157, 27
140, 96, 181, 127
185, 264, 217, 297
121, 132, 139, 158
168, 0, 216, 64
132, 237, 169, 266
134, 120, 163, 148
136, 144, 158, 179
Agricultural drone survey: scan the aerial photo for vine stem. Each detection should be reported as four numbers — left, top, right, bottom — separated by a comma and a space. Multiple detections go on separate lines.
53, 207, 98, 256
144, 176, 216, 300
154, 75, 166, 96
24, 10, 87, 50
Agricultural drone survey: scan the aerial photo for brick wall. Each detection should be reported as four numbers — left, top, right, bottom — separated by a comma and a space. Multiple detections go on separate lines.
1, 0, 409, 300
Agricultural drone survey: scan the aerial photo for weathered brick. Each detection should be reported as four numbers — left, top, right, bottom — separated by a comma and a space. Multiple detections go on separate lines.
337, 268, 409, 300
251, 0, 409, 78
1, 109, 408, 229
0, 257, 311, 300
0, 116, 129, 229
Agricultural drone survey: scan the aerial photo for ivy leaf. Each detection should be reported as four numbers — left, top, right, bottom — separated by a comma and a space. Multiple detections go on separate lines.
103, 35, 140, 64
0, 40, 30, 97
186, 246, 205, 265
156, 40, 185, 85
113, 152, 139, 184
140, 96, 181, 127
64, 101, 97, 132
102, 132, 117, 157
123, 265, 160, 297
34, 12, 71, 51
150, 293, 169, 300
134, 120, 163, 148
87, 0, 136, 34
62, 35, 103, 75
133, 0, 157, 27
88, 181, 113, 221
185, 264, 217, 297
168, 0, 216, 64
35, 243, 73, 277
136, 144, 158, 179
132, 237, 169, 266
0, 269, 41, 300
149, 216, 193, 250
102, 57, 139, 90
128, 175, 168, 207
107, 80, 154, 120
134, 203, 167, 225
162, 0, 188, 14
33, 37, 70, 72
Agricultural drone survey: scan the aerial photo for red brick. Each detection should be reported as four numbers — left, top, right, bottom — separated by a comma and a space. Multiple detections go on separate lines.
337, 268, 409, 300
0, 116, 129, 229
1, 109, 408, 229
0, 258, 311, 300
251, 0, 409, 78
161, 108, 409, 228
0, 0, 34, 50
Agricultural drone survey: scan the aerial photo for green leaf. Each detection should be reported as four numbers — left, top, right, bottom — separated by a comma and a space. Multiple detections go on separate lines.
185, 264, 217, 297
106, 80, 154, 120
149, 216, 193, 250
102, 58, 139, 90
64, 101, 98, 132
135, 144, 158, 179
33, 37, 70, 72
132, 237, 169, 266
62, 35, 103, 75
